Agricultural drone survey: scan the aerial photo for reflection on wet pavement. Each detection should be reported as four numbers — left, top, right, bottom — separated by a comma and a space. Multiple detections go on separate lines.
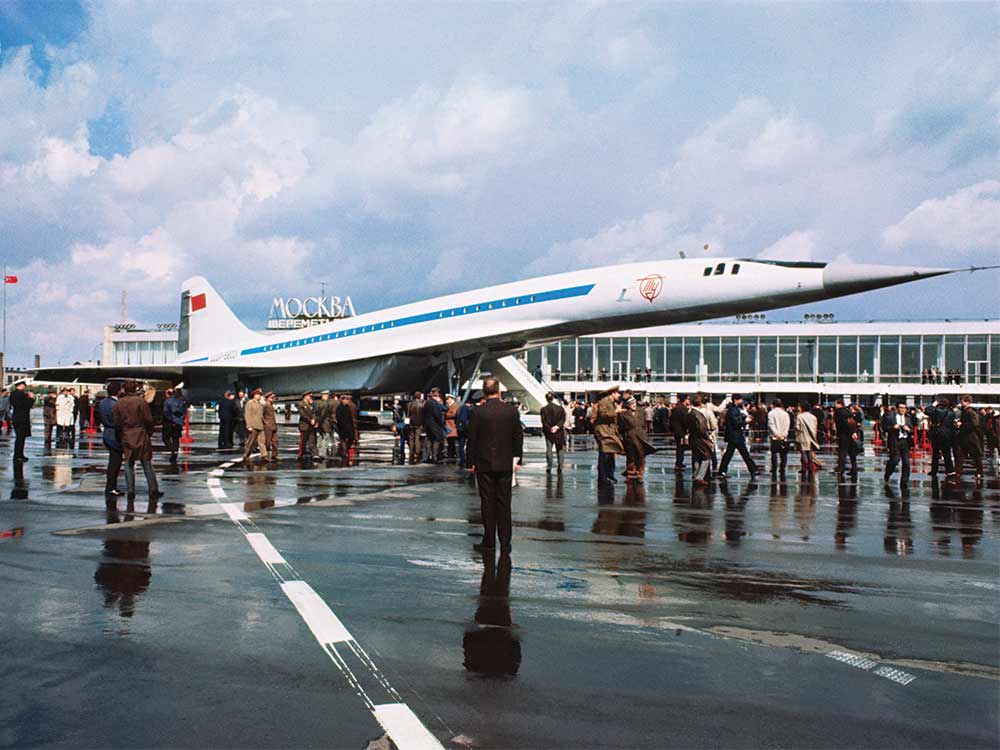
1, 421, 998, 749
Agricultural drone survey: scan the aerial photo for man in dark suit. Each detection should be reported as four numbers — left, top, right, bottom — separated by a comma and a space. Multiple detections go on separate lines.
10, 382, 35, 463
467, 378, 523, 553
670, 395, 690, 472
539, 392, 566, 474
218, 391, 235, 448
718, 394, 758, 477
955, 394, 984, 479
422, 388, 445, 463
833, 398, 859, 475
881, 402, 914, 483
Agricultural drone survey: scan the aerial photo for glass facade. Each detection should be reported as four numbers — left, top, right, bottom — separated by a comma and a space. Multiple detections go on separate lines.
111, 339, 177, 365
528, 331, 1000, 384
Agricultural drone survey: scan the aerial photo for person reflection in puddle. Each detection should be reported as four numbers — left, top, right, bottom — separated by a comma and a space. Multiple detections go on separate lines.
463, 554, 520, 677
94, 535, 152, 619
11, 459, 29, 500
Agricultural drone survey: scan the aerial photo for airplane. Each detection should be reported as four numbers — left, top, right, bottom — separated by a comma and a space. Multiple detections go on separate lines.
32, 257, 992, 403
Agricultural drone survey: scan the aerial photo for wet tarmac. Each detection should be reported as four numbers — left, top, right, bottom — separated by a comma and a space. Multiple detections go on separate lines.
1, 422, 998, 749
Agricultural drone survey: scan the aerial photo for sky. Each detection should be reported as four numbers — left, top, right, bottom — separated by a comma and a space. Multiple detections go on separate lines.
0, 1, 998, 365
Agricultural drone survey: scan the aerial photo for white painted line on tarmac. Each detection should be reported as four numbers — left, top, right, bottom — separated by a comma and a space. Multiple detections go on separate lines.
280, 580, 354, 645
826, 650, 916, 685
207, 461, 448, 749
246, 532, 287, 565
373, 703, 445, 750
221, 502, 249, 522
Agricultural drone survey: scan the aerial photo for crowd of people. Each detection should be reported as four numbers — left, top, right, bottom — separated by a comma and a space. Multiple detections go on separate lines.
5, 375, 999, 557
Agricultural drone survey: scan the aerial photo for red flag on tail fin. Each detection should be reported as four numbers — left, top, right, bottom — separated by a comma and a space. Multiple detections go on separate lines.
190, 293, 206, 312
4, 276, 17, 284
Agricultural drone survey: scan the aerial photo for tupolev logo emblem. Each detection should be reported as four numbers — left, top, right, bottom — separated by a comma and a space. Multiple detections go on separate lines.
637, 274, 663, 303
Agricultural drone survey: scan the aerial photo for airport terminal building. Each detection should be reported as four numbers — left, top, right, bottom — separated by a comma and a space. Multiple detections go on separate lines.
519, 319, 1000, 403
85, 318, 1000, 405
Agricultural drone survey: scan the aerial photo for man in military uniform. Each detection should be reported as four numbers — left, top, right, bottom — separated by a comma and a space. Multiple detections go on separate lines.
314, 392, 334, 456
298, 392, 318, 461
262, 392, 279, 462
243, 388, 266, 463
407, 391, 425, 465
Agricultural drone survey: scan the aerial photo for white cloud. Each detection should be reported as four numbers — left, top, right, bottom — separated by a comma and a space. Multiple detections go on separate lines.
25, 126, 101, 184
759, 230, 822, 261
355, 82, 555, 201
882, 180, 1000, 252
527, 210, 725, 275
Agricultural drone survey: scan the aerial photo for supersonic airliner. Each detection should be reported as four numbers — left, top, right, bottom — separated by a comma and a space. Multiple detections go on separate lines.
32, 257, 988, 401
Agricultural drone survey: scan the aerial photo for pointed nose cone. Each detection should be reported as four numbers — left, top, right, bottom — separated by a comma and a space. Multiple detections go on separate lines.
822, 263, 954, 296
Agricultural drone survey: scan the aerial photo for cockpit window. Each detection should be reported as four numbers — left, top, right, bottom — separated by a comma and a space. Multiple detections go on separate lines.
714, 263, 725, 275
703, 267, 712, 276
732, 263, 741, 275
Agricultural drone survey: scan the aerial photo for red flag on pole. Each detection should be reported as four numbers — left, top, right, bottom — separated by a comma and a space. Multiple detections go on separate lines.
4, 276, 16, 284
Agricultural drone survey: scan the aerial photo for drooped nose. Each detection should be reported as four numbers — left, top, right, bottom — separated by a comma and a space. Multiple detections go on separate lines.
822, 263, 954, 296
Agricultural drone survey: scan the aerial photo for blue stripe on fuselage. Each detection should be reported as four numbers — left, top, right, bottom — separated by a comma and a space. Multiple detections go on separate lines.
235, 283, 596, 357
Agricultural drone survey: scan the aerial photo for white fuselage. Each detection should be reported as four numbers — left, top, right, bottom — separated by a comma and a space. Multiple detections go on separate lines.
178, 258, 827, 370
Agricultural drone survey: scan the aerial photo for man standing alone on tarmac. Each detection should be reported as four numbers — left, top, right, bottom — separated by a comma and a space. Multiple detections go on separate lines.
10, 382, 34, 463
540, 392, 566, 474
467, 378, 523, 554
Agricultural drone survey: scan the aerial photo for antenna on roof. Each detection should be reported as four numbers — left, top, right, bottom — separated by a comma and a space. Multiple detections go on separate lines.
678, 251, 686, 259
120, 291, 127, 324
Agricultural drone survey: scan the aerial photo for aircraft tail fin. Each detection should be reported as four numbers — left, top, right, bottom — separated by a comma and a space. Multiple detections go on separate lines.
178, 276, 254, 355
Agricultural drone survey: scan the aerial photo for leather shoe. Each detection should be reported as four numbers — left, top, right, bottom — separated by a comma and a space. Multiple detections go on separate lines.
473, 542, 496, 552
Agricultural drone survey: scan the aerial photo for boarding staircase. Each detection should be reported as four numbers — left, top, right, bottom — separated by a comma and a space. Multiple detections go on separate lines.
486, 355, 553, 412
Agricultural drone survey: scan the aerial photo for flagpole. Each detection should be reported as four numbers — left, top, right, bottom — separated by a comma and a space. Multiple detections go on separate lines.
2, 263, 6, 389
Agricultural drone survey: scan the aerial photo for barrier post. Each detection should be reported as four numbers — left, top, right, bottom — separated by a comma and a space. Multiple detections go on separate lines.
86, 405, 98, 434
180, 411, 194, 444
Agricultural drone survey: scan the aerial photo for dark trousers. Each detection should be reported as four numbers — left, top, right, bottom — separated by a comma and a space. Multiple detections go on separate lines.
163, 422, 182, 458
458, 434, 468, 468
476, 471, 513, 550
597, 451, 616, 482
673, 436, 686, 469
125, 458, 158, 497
394, 423, 407, 464
299, 426, 316, 457
44, 421, 54, 443
955, 437, 984, 477
929, 435, 954, 475
218, 419, 233, 448
13, 427, 28, 460
836, 437, 857, 473
106, 449, 123, 493
720, 437, 757, 474
408, 427, 423, 464
234, 421, 247, 447
770, 438, 788, 473
884, 438, 912, 480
